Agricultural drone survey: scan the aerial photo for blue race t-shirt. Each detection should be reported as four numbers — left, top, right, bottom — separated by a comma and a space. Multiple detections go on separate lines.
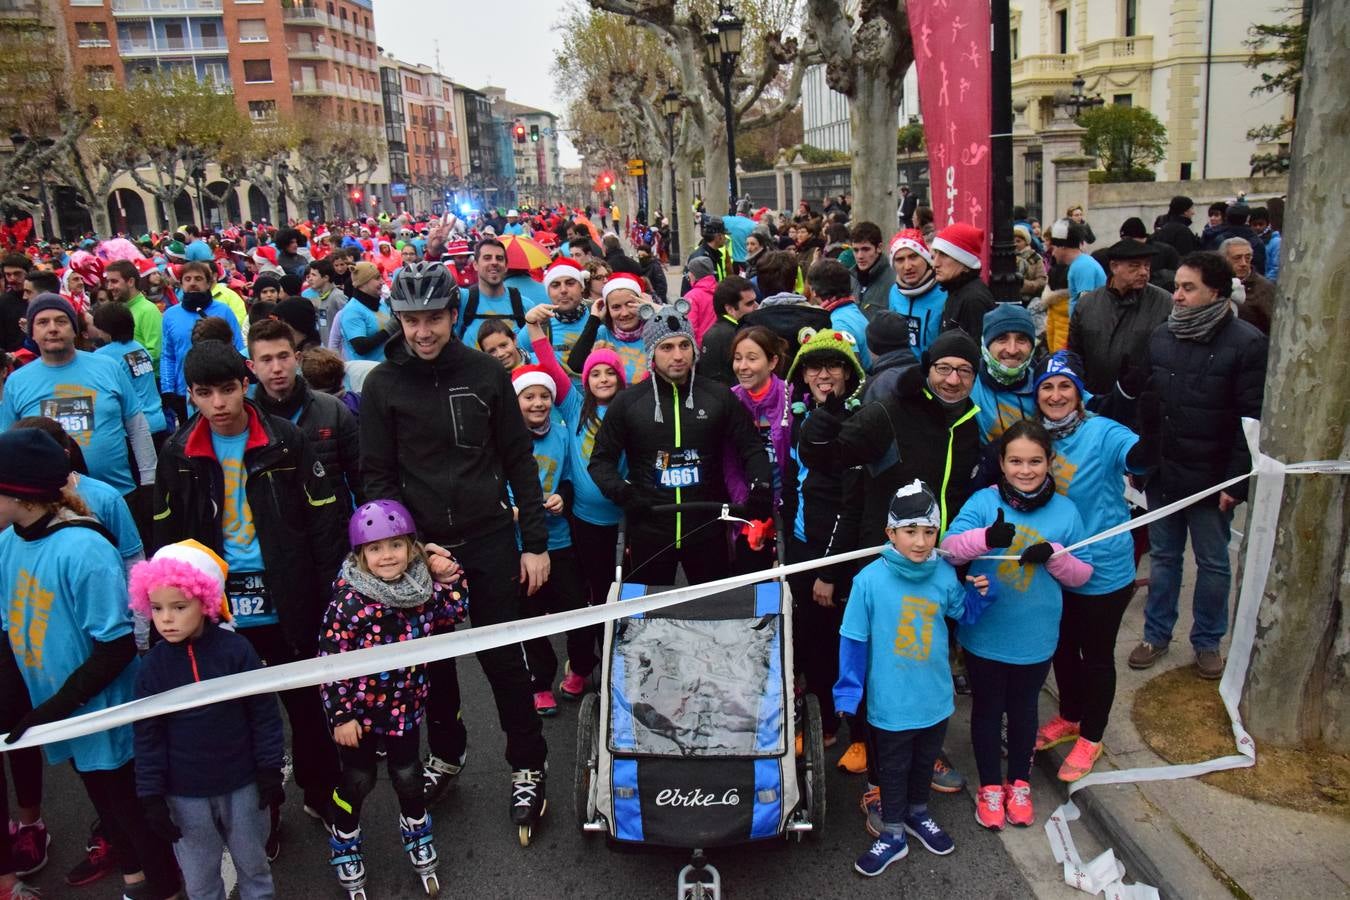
840, 547, 968, 731
1067, 254, 1107, 315
828, 303, 871, 371
0, 351, 141, 495
75, 474, 143, 562
339, 298, 392, 363
969, 375, 1036, 446
1051, 414, 1142, 595
510, 423, 573, 550
502, 274, 550, 307
95, 339, 167, 434
568, 401, 623, 527
0, 525, 138, 770
950, 485, 1089, 665
593, 327, 647, 384
459, 286, 539, 348
887, 282, 948, 359
209, 429, 273, 627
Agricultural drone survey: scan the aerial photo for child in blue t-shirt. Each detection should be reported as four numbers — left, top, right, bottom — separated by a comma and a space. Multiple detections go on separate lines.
507, 363, 588, 717
835, 480, 997, 876
941, 420, 1093, 832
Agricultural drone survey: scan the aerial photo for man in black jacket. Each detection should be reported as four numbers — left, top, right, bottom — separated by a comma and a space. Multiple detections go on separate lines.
1201, 204, 1266, 276
696, 275, 759, 386
0, 252, 30, 352
930, 222, 996, 343
246, 317, 362, 516
590, 299, 772, 584
359, 261, 551, 833
1129, 252, 1267, 680
153, 340, 346, 832
1151, 195, 1200, 257
847, 221, 891, 319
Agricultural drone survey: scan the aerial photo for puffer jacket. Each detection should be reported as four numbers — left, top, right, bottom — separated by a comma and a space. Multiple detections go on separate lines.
1067, 283, 1173, 395
1138, 312, 1267, 503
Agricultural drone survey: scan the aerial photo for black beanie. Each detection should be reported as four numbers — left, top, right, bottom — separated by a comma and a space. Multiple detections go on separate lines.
0, 429, 71, 502
279, 273, 306, 298
273, 297, 319, 343
26, 293, 80, 336
866, 311, 913, 356
922, 329, 980, 370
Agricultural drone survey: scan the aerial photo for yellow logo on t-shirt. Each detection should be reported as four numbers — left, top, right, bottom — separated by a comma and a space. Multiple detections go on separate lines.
894, 595, 939, 661
997, 525, 1047, 592
1051, 455, 1079, 497
10, 570, 54, 668
220, 457, 257, 549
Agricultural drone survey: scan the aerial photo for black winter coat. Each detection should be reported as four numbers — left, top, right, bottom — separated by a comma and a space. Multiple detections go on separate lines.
800, 366, 982, 543
360, 334, 547, 552
1068, 283, 1173, 395
850, 258, 893, 320
939, 271, 996, 343
589, 373, 772, 548
1152, 215, 1199, 257
255, 380, 362, 516
1138, 313, 1267, 503
153, 402, 347, 657
696, 315, 739, 386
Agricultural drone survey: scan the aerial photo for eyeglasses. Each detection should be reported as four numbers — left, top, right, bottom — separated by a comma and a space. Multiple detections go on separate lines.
803, 361, 846, 374
932, 363, 976, 380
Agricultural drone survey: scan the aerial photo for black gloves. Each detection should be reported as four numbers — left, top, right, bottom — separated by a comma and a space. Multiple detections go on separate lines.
1019, 542, 1055, 566
141, 796, 181, 844
800, 400, 844, 445
621, 482, 663, 513
1116, 353, 1150, 400
985, 509, 1015, 549
256, 768, 286, 810
4, 635, 136, 744
745, 482, 774, 520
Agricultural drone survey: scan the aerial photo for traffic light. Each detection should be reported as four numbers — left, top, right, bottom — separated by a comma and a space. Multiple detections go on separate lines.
529, 124, 540, 143
601, 172, 614, 188
350, 188, 362, 203
514, 122, 526, 144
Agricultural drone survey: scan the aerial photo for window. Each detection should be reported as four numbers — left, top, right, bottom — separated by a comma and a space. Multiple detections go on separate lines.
1056, 9, 1069, 54
1179, 163, 1192, 181
1010, 27, 1019, 60
75, 21, 110, 47
199, 21, 220, 47
237, 19, 267, 42
85, 65, 115, 90
248, 100, 277, 121
242, 59, 272, 83
1124, 0, 1138, 37
1113, 94, 1132, 107
162, 22, 183, 49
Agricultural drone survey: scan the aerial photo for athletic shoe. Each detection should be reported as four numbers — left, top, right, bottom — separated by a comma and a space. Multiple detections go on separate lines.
1196, 649, 1224, 680
853, 831, 908, 877
860, 787, 882, 838
1128, 640, 1168, 670
65, 824, 115, 887
302, 790, 333, 827
974, 785, 1005, 831
794, 731, 803, 758
837, 741, 867, 774
1005, 779, 1034, 827
953, 672, 971, 695
0, 880, 40, 900
534, 690, 558, 717
903, 811, 955, 855
930, 756, 965, 793
1036, 715, 1081, 752
1058, 737, 1104, 783
559, 663, 588, 699
9, 820, 49, 877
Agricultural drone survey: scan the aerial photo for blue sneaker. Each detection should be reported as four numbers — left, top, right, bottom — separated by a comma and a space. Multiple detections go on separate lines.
854, 831, 908, 876
904, 811, 955, 856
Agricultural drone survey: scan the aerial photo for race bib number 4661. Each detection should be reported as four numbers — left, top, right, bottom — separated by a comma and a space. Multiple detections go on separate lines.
655, 449, 702, 488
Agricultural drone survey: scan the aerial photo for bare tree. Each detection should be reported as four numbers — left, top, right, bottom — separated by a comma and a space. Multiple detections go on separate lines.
1241, 0, 1349, 752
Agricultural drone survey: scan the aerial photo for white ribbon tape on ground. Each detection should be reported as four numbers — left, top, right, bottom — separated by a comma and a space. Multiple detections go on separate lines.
1044, 418, 1350, 898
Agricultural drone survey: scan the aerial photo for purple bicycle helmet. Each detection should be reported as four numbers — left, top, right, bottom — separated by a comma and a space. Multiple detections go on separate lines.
348, 499, 417, 549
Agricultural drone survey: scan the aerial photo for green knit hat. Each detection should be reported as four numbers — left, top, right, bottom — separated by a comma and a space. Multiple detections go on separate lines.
787, 327, 866, 411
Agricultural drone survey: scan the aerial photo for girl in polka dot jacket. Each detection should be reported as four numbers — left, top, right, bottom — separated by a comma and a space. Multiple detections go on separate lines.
317, 499, 467, 897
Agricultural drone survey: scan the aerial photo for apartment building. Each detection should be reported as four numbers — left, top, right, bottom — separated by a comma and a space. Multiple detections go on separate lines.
378, 57, 460, 213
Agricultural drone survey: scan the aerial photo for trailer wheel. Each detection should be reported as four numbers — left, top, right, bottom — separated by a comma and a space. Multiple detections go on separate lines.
575, 692, 600, 829
801, 693, 826, 838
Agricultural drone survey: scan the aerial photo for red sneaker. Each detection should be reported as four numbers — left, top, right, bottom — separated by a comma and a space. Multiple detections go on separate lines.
1035, 715, 1080, 752
1004, 779, 1034, 827
974, 784, 1005, 831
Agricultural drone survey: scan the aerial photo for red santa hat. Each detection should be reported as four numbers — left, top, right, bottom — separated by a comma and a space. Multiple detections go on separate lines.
888, 229, 932, 266
510, 364, 557, 399
600, 272, 644, 302
931, 223, 984, 270
542, 257, 587, 289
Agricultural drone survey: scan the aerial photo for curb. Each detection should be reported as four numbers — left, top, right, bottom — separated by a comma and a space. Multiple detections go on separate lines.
1033, 702, 1237, 900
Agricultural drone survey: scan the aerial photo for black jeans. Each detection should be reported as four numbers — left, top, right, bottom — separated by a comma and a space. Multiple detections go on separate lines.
77, 762, 180, 898
787, 537, 848, 738
521, 546, 592, 689
1053, 585, 1134, 742
426, 525, 547, 771
333, 727, 424, 832
626, 531, 731, 586
240, 623, 340, 806
871, 719, 948, 826
570, 517, 618, 677
965, 650, 1052, 787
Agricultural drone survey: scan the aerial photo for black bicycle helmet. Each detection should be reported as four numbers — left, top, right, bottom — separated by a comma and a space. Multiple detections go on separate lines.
388, 261, 460, 313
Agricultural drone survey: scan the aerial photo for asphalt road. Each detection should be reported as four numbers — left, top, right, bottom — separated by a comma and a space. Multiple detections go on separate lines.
25, 632, 1049, 900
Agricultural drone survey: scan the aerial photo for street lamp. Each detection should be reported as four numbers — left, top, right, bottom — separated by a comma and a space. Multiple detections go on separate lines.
9, 132, 55, 241
1063, 74, 1106, 118
662, 89, 683, 266
987, 0, 1022, 304
706, 2, 743, 214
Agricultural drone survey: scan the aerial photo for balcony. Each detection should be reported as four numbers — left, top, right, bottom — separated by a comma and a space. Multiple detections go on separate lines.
282, 5, 330, 26
1080, 35, 1153, 68
112, 0, 222, 15
120, 35, 226, 57
286, 40, 333, 61
291, 77, 338, 96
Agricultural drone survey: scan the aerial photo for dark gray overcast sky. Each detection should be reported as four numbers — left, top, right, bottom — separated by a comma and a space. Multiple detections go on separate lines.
373, 0, 581, 166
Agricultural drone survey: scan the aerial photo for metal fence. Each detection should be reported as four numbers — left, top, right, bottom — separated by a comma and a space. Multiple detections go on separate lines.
731, 154, 932, 216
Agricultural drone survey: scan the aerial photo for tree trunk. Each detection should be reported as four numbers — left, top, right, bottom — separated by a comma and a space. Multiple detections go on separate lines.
1240, 0, 1350, 752
702, 111, 730, 217
849, 75, 904, 232
91, 205, 112, 238
674, 150, 694, 259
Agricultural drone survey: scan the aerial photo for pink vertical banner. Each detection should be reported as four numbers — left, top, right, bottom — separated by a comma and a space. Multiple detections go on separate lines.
909, 0, 993, 272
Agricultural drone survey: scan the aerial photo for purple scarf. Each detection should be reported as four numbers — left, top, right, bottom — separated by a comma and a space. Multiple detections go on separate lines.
724, 375, 791, 505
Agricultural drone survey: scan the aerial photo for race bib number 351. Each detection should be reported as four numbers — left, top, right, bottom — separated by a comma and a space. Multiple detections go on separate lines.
40, 396, 94, 436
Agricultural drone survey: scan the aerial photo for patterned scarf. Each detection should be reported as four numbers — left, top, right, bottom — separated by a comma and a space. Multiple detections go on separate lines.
1043, 408, 1086, 441
555, 304, 585, 324
997, 473, 1057, 512
981, 344, 1033, 386
895, 268, 937, 298
1168, 299, 1230, 343
340, 554, 434, 609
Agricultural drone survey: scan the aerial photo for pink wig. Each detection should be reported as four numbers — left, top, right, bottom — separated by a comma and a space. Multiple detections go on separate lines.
128, 557, 227, 622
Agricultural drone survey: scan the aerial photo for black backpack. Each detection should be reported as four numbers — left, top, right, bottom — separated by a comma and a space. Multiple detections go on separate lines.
460, 286, 526, 334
